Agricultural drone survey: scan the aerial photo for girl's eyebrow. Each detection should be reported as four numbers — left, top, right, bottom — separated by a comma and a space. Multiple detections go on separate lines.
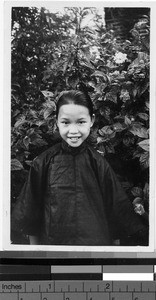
60, 117, 87, 120
60, 117, 69, 120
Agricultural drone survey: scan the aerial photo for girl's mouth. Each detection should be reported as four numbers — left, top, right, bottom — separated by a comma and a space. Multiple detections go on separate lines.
68, 137, 81, 142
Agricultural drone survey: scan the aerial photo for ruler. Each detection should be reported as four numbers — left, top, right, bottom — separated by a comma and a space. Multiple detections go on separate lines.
0, 280, 156, 300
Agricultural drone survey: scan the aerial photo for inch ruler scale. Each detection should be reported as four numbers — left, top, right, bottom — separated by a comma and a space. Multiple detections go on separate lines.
1, 280, 156, 300
0, 265, 156, 300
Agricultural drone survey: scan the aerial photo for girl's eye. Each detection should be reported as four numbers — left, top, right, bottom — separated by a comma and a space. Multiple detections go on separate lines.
78, 121, 86, 124
62, 121, 69, 125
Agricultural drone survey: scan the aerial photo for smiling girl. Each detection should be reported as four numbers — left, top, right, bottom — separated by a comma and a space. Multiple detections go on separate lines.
12, 90, 148, 246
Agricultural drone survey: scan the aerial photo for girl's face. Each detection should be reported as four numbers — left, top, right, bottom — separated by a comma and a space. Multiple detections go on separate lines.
57, 103, 94, 147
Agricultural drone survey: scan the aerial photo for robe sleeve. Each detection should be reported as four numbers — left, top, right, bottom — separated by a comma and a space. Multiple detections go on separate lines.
97, 157, 148, 244
11, 156, 47, 236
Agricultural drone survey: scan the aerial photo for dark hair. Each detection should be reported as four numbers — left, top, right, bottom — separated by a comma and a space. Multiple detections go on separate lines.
56, 90, 94, 118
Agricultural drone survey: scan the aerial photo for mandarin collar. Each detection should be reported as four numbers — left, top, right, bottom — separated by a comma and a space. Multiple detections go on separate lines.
61, 139, 87, 155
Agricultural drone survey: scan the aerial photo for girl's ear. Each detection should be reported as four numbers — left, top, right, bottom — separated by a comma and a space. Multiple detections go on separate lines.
90, 114, 95, 127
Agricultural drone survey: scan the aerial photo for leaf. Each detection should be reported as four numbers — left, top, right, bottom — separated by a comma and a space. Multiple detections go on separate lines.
23, 136, 30, 149
41, 90, 54, 98
106, 143, 115, 154
121, 181, 133, 191
123, 136, 133, 146
139, 152, 149, 168
105, 92, 117, 103
138, 139, 149, 151
128, 52, 149, 69
44, 107, 55, 119
145, 101, 149, 110
99, 126, 114, 136
29, 132, 41, 142
92, 70, 107, 81
97, 136, 106, 144
143, 182, 149, 200
12, 109, 20, 118
139, 82, 149, 96
43, 100, 56, 110
80, 61, 94, 71
25, 160, 33, 166
129, 126, 148, 138
95, 82, 107, 94
132, 87, 138, 98
35, 120, 46, 127
29, 109, 38, 119
31, 138, 48, 147
88, 81, 96, 88
113, 122, 126, 132
11, 159, 24, 171
14, 116, 27, 128
124, 116, 131, 126
131, 186, 143, 198
97, 144, 106, 156
100, 106, 111, 120
24, 151, 30, 158
137, 113, 149, 121
67, 76, 79, 88
62, 59, 69, 74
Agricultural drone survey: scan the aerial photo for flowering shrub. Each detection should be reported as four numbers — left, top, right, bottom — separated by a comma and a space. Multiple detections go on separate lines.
11, 7, 150, 242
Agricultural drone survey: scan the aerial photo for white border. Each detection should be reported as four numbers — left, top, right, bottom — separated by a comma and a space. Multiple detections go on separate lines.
0, 1, 4, 252
2, 1, 156, 255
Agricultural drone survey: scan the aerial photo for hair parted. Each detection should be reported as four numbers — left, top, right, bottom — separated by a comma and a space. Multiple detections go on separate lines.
56, 90, 94, 118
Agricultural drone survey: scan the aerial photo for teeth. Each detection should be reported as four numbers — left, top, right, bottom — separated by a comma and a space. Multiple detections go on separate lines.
69, 137, 79, 141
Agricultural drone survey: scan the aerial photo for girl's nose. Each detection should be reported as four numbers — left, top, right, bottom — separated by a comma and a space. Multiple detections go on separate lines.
69, 124, 79, 134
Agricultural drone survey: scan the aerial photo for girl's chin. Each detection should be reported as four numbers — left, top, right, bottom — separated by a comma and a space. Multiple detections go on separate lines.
67, 138, 83, 147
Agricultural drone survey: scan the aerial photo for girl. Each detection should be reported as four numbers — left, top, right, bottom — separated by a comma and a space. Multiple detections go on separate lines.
12, 90, 148, 246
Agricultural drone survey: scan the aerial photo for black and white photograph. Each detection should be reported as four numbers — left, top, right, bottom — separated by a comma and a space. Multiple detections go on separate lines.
2, 1, 156, 253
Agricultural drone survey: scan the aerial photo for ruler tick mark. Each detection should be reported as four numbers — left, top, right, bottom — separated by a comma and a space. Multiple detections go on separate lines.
126, 285, 128, 292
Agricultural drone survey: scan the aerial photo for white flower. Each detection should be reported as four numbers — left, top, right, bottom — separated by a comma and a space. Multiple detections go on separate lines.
114, 52, 127, 64
90, 46, 100, 59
